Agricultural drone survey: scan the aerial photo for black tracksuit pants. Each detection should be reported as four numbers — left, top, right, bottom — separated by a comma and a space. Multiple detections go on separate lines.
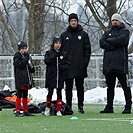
65, 78, 84, 109
105, 72, 132, 108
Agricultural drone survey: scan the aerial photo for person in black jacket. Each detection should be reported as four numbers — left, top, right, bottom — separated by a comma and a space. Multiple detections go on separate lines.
100, 13, 132, 114
13, 41, 35, 116
44, 36, 70, 116
60, 13, 91, 113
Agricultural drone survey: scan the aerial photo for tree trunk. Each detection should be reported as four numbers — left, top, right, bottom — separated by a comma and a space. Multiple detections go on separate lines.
85, 0, 117, 30
28, 0, 35, 53
106, 0, 116, 27
33, 0, 46, 54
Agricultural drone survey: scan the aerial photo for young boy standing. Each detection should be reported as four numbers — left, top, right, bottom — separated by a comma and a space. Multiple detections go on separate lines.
44, 36, 70, 116
13, 41, 35, 116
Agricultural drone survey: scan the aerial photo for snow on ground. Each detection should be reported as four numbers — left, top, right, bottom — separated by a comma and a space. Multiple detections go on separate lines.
4, 85, 133, 105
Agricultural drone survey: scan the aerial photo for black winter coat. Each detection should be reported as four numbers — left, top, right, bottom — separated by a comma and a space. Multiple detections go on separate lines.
100, 23, 129, 75
13, 52, 35, 89
44, 48, 70, 88
60, 24, 91, 78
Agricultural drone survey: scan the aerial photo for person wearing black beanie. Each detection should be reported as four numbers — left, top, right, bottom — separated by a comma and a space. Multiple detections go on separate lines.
44, 36, 70, 116
51, 36, 61, 47
68, 13, 78, 23
60, 13, 91, 114
17, 41, 27, 50
13, 41, 35, 117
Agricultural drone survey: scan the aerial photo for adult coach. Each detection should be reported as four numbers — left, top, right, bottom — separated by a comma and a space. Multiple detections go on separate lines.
60, 13, 91, 113
100, 13, 132, 114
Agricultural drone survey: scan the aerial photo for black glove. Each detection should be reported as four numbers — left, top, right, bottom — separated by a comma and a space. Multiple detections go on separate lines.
24, 52, 29, 61
50, 51, 60, 59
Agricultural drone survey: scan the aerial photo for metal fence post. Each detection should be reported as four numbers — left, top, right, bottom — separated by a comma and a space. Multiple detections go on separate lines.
11, 56, 15, 90
96, 58, 99, 87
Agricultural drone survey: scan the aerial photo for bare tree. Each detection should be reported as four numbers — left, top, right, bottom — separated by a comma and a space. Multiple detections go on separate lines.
85, 0, 130, 30
0, 0, 69, 54
23, 0, 47, 54
0, 0, 132, 54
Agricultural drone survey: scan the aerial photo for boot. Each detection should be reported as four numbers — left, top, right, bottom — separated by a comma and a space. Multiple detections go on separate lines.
78, 106, 85, 114
23, 98, 35, 116
122, 105, 131, 114
56, 99, 62, 116
100, 105, 114, 113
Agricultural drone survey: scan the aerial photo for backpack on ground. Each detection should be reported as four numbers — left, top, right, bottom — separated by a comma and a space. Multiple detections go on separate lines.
38, 100, 73, 115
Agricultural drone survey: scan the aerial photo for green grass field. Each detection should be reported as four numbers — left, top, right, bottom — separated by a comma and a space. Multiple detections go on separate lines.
0, 104, 133, 133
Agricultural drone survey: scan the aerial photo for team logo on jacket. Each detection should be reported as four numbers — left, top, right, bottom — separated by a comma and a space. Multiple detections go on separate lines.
60, 56, 63, 59
78, 35, 82, 40
66, 37, 69, 40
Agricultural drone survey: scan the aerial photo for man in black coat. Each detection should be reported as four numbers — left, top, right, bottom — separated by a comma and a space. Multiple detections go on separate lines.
100, 13, 132, 114
60, 13, 91, 113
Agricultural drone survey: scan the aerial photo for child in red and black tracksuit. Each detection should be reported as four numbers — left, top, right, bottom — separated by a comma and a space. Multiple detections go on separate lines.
44, 36, 70, 116
13, 41, 35, 117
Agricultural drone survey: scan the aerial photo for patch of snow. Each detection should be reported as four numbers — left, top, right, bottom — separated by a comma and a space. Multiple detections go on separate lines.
2, 85, 133, 105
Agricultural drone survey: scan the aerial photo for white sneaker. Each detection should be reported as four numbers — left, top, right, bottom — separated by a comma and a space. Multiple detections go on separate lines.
56, 111, 62, 116
44, 107, 50, 116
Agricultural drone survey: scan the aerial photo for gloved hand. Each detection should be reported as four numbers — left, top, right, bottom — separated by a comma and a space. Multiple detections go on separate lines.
50, 51, 60, 59
24, 52, 29, 61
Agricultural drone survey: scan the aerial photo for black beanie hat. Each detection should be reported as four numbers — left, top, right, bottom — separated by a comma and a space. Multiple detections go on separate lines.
18, 41, 27, 50
51, 36, 61, 46
68, 13, 78, 23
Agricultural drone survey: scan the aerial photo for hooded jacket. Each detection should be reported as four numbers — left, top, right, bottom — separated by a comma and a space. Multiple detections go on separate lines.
44, 47, 70, 88
13, 52, 35, 89
100, 23, 129, 75
60, 24, 91, 78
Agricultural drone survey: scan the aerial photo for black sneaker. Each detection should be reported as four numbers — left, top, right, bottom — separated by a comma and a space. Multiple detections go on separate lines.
0, 107, 2, 111
69, 108, 73, 112
24, 112, 35, 116
122, 108, 131, 114
67, 105, 74, 114
100, 106, 114, 113
15, 111, 24, 117
100, 109, 114, 113
78, 107, 85, 114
